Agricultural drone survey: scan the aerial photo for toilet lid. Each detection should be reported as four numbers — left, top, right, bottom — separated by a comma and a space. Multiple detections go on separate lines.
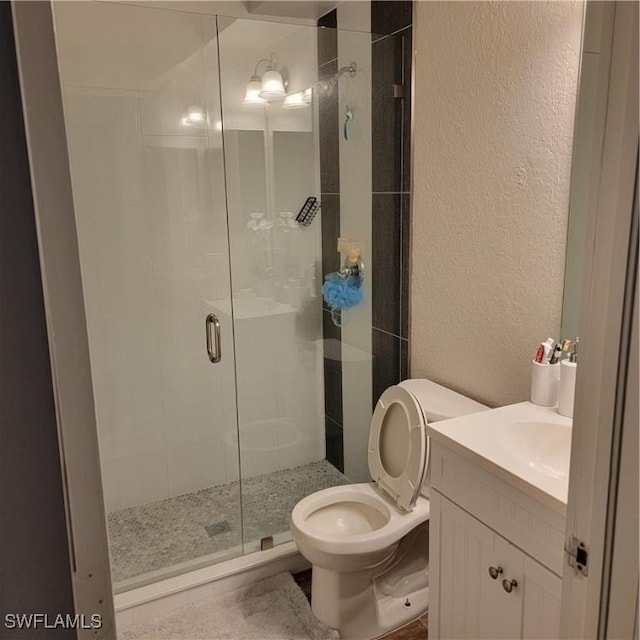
368, 385, 428, 512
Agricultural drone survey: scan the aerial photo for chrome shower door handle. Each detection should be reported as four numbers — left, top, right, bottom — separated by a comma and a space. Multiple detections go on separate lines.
205, 313, 221, 363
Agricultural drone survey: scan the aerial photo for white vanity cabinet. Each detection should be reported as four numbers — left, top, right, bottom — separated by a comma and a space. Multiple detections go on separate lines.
429, 440, 565, 640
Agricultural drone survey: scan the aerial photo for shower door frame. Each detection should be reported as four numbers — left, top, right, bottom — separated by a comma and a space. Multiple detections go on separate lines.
11, 2, 115, 637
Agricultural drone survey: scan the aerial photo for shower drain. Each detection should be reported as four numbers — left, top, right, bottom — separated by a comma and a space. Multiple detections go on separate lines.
204, 520, 231, 537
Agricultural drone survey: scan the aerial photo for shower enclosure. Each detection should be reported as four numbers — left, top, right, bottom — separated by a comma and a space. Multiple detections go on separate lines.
52, 1, 407, 593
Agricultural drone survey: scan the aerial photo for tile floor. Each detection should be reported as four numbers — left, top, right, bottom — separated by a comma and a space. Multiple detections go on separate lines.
108, 460, 349, 583
292, 570, 428, 640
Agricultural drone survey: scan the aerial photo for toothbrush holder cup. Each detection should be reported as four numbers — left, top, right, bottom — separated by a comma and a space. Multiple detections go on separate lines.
530, 360, 560, 407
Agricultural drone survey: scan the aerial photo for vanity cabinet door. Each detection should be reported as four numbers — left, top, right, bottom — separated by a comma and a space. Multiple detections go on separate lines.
431, 491, 523, 639
521, 555, 562, 639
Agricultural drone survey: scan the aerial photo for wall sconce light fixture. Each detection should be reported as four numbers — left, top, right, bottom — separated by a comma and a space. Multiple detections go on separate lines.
282, 89, 310, 110
243, 77, 267, 107
243, 53, 286, 106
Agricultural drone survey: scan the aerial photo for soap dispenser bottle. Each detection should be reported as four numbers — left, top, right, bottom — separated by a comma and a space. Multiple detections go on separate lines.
558, 338, 578, 418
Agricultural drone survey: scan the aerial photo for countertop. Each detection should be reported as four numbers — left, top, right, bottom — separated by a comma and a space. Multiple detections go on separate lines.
427, 402, 572, 515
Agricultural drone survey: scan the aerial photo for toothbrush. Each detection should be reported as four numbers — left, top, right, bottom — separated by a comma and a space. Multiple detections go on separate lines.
549, 342, 563, 364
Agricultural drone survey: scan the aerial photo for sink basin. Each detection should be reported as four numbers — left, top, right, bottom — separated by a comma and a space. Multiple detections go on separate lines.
498, 421, 571, 479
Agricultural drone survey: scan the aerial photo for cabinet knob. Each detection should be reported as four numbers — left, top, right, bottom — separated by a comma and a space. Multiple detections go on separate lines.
502, 578, 518, 593
488, 566, 503, 579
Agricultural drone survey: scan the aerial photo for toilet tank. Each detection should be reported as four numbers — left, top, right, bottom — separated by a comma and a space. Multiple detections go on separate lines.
398, 378, 488, 422
397, 379, 489, 498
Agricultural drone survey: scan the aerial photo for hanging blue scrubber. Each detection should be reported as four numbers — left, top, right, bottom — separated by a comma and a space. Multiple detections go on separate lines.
321, 272, 363, 310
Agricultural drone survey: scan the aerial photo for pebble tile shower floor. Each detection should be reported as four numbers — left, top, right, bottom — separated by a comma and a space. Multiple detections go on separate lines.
107, 460, 349, 582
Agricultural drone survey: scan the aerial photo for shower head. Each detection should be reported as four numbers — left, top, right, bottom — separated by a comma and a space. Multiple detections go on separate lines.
337, 61, 357, 79
313, 61, 357, 97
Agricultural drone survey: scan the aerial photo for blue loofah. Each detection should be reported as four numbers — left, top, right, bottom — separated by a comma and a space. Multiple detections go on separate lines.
321, 272, 363, 310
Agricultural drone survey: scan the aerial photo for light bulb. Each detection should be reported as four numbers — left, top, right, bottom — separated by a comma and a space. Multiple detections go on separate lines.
243, 79, 267, 106
282, 91, 308, 110
259, 69, 286, 100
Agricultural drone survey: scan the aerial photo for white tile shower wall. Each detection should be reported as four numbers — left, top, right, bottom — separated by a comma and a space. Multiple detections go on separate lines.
216, 22, 319, 292
271, 25, 319, 101
54, 3, 240, 511
335, 1, 372, 32
216, 20, 324, 479
213, 176, 324, 479
215, 20, 317, 133
337, 5, 373, 483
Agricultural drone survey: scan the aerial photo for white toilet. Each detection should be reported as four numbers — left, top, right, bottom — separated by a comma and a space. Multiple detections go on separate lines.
290, 379, 488, 640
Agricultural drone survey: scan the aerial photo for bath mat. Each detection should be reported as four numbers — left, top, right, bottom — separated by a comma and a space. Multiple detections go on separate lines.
119, 572, 340, 640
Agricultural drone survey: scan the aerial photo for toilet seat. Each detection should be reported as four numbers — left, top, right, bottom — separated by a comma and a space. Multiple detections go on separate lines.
368, 385, 428, 512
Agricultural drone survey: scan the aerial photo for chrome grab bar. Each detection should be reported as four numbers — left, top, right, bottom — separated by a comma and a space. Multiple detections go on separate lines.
205, 313, 221, 363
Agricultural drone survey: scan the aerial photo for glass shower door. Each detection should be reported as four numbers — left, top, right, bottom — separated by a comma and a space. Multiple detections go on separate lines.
217, 17, 349, 553
53, 2, 244, 590
53, 1, 374, 590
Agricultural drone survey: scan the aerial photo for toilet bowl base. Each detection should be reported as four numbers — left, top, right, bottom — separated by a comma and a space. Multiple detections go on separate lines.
310, 565, 428, 640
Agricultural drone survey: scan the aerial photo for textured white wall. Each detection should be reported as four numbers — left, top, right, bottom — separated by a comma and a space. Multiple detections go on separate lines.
411, 1, 584, 407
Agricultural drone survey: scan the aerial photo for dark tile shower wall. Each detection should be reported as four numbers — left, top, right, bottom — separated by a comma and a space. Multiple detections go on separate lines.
371, 0, 413, 37
318, 9, 343, 472
371, 1, 412, 408
318, 2, 412, 473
